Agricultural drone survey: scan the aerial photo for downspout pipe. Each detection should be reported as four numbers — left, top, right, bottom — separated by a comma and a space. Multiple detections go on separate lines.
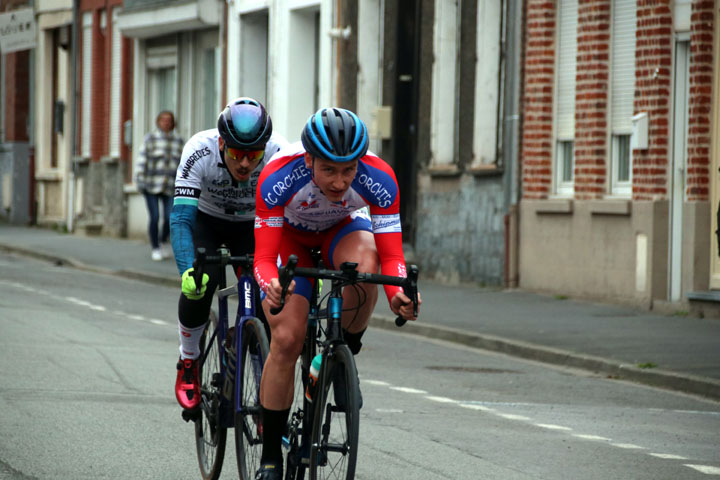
67, 0, 79, 232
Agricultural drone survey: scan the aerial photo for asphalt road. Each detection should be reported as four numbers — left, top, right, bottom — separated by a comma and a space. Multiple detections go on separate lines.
1, 252, 719, 479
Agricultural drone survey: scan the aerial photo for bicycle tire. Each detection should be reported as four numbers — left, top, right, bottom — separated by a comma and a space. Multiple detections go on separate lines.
285, 342, 314, 480
235, 317, 270, 480
195, 309, 227, 480
309, 345, 359, 480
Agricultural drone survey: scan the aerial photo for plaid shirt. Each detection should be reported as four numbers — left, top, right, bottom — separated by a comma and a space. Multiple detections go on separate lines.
135, 128, 185, 196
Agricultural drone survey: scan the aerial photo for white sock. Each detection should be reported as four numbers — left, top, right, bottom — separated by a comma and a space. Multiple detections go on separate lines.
178, 321, 206, 360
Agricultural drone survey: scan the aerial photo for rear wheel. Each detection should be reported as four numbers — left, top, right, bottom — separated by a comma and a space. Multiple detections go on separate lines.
309, 345, 359, 480
195, 310, 227, 480
235, 317, 270, 479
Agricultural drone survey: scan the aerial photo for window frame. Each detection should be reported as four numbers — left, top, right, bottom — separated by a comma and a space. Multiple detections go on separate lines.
555, 139, 575, 196
610, 133, 632, 196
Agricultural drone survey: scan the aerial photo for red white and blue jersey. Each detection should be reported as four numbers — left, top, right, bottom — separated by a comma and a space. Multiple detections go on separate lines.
254, 142, 407, 303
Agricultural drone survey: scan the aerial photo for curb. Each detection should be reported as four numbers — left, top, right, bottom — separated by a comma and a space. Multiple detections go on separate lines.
370, 314, 720, 402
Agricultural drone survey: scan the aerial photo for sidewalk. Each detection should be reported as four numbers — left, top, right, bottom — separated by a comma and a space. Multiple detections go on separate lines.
2, 223, 720, 401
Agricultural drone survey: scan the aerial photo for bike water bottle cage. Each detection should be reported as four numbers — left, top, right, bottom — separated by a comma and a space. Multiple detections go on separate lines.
301, 107, 369, 163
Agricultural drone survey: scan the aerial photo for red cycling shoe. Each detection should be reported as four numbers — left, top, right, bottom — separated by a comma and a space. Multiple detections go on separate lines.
175, 357, 200, 410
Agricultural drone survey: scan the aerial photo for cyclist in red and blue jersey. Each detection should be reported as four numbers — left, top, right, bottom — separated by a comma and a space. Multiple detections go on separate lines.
170, 97, 287, 411
252, 107, 421, 480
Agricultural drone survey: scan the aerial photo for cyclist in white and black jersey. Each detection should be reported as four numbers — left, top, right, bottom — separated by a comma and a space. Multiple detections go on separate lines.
170, 97, 287, 411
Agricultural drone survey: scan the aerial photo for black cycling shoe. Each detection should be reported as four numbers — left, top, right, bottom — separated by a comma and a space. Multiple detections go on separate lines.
255, 462, 283, 480
332, 367, 363, 410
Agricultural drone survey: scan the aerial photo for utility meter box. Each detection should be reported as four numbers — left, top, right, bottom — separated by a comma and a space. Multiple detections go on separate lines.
371, 106, 392, 140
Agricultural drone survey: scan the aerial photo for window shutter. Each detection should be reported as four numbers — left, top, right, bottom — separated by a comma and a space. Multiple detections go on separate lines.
611, 0, 636, 132
81, 12, 92, 158
556, 0, 578, 139
110, 9, 121, 157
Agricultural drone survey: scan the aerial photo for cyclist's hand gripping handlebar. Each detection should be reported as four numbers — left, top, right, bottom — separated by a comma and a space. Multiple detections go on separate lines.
192, 248, 207, 297
395, 264, 419, 327
270, 255, 298, 315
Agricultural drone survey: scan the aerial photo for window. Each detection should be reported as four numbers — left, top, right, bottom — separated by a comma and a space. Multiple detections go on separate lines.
611, 134, 631, 194
145, 43, 177, 134
109, 8, 122, 157
200, 48, 218, 130
430, 0, 460, 167
609, 0, 636, 195
81, 12, 92, 158
556, 140, 575, 195
471, 0, 501, 167
554, 0, 577, 195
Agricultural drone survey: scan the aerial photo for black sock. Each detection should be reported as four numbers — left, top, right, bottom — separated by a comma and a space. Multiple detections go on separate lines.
343, 328, 366, 355
260, 406, 290, 465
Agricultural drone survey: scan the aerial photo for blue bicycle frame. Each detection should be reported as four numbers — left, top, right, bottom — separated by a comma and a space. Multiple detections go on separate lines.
196, 249, 264, 429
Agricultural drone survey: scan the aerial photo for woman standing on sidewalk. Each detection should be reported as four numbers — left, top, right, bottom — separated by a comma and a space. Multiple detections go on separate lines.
135, 111, 184, 261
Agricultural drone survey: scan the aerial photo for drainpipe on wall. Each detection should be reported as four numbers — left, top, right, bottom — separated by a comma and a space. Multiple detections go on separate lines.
502, 0, 523, 288
66, 0, 78, 233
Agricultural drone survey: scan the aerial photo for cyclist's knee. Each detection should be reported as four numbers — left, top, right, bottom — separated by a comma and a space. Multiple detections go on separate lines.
268, 324, 304, 364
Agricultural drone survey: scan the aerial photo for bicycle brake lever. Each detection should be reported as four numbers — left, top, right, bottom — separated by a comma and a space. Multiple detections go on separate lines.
395, 265, 419, 327
193, 248, 207, 296
270, 255, 298, 315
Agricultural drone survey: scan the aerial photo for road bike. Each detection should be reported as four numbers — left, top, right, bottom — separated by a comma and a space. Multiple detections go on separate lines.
184, 247, 269, 480
273, 254, 419, 480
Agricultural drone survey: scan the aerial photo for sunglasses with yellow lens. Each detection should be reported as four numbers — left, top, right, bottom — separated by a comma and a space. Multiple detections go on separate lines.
225, 147, 265, 163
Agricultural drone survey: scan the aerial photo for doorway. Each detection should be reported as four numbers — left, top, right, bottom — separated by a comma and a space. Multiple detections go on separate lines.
393, 0, 420, 243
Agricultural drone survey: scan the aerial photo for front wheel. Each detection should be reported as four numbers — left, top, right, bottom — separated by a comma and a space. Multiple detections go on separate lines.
309, 345, 359, 480
195, 310, 227, 480
235, 317, 270, 480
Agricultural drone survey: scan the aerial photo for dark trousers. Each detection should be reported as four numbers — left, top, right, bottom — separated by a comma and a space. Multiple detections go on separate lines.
144, 192, 173, 249
178, 212, 263, 329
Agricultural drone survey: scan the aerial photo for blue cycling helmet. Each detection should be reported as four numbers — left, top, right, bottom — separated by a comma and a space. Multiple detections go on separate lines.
217, 97, 272, 149
301, 107, 369, 162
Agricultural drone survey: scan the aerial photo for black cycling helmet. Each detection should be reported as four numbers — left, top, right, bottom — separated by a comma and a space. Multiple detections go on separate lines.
301, 107, 369, 162
217, 97, 272, 149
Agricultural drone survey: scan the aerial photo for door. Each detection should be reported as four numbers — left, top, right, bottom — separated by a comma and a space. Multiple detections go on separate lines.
669, 38, 689, 301
711, 7, 720, 289
393, 0, 421, 243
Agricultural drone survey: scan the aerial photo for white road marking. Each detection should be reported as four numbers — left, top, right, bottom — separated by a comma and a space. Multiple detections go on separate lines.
9, 282, 170, 328
649, 453, 687, 460
459, 403, 495, 412
497, 413, 531, 421
376, 408, 404, 413
685, 465, 720, 475
364, 379, 391, 386
573, 434, 612, 442
611, 443, 644, 450
425, 396, 458, 404
535, 424, 572, 431
390, 386, 427, 394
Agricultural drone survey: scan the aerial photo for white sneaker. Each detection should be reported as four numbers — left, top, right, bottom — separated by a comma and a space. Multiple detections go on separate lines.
151, 249, 163, 261
160, 243, 173, 259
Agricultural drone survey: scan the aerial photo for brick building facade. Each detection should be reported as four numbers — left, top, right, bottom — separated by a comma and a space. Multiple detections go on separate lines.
519, 0, 717, 313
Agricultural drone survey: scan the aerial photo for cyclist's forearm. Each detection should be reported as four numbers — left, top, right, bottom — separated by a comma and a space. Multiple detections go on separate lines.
374, 231, 406, 303
170, 201, 198, 275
